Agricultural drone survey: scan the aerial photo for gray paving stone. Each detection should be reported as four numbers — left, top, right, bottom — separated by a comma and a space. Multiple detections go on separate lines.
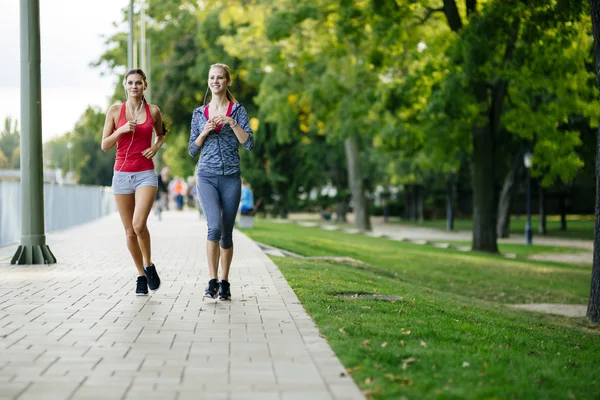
0, 211, 364, 400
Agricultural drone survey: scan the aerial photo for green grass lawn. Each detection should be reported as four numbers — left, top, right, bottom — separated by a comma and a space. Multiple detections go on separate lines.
240, 219, 599, 399
390, 215, 594, 241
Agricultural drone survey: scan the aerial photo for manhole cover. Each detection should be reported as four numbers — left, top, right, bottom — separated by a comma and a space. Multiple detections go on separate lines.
337, 294, 403, 301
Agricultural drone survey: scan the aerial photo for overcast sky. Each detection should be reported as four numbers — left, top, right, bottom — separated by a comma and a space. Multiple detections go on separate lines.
0, 0, 128, 142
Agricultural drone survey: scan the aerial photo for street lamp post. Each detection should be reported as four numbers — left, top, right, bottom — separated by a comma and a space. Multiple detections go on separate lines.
524, 152, 533, 245
67, 141, 72, 170
12, 0, 56, 264
67, 141, 73, 183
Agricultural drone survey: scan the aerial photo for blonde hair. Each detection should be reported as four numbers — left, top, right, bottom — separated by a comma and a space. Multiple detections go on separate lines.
209, 63, 237, 103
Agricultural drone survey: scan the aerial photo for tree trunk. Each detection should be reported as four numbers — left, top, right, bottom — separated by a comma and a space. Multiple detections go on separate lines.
587, 0, 600, 323
559, 193, 568, 231
471, 80, 498, 253
446, 178, 455, 231
344, 137, 371, 231
416, 185, 424, 223
406, 185, 415, 221
496, 152, 523, 238
410, 185, 419, 222
538, 183, 547, 235
471, 121, 498, 252
589, 176, 600, 322
335, 201, 347, 223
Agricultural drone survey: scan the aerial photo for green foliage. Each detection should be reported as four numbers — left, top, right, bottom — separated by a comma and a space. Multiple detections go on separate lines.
89, 0, 595, 218
44, 107, 114, 186
0, 117, 20, 169
0, 149, 7, 168
163, 131, 195, 179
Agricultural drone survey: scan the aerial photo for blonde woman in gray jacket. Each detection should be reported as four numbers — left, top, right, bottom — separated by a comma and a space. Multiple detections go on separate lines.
189, 63, 254, 300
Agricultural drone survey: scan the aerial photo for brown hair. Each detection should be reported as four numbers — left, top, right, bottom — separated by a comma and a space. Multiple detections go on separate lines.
124, 68, 148, 88
209, 63, 237, 103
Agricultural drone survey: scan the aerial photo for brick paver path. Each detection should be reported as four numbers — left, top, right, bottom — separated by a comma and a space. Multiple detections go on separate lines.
0, 211, 364, 400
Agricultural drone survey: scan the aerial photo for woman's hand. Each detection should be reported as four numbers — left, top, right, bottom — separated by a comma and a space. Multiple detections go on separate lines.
118, 120, 137, 135
142, 144, 159, 159
202, 120, 217, 136
212, 116, 235, 127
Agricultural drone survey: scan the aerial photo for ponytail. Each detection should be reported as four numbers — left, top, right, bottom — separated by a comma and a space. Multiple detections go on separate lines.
226, 88, 237, 103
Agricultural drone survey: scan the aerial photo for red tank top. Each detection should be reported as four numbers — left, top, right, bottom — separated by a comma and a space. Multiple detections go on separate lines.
114, 102, 155, 172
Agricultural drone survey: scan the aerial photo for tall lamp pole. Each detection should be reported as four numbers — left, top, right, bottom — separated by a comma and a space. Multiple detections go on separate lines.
524, 152, 533, 245
12, 0, 56, 264
67, 141, 73, 183
128, 0, 134, 70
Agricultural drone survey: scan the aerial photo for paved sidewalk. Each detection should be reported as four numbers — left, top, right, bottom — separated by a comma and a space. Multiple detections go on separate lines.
0, 211, 364, 400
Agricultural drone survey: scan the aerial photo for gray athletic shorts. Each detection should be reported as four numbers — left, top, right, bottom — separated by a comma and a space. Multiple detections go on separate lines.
112, 170, 158, 195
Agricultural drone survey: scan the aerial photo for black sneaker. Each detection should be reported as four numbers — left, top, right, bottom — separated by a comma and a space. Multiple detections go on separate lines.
204, 279, 219, 299
218, 280, 231, 300
144, 264, 161, 291
136, 276, 149, 296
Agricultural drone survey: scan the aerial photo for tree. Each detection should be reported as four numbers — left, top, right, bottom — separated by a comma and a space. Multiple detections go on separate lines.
0, 117, 20, 169
421, 0, 590, 252
0, 149, 8, 168
587, 0, 600, 323
44, 107, 113, 186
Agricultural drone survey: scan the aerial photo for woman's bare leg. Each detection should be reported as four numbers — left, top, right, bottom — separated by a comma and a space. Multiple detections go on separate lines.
115, 194, 144, 275
133, 186, 158, 266
206, 240, 220, 279
220, 247, 233, 281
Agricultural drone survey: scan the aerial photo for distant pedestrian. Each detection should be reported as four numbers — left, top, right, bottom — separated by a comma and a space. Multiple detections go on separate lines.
239, 178, 254, 215
170, 177, 187, 211
189, 63, 254, 300
101, 68, 166, 296
160, 166, 171, 210
154, 166, 169, 219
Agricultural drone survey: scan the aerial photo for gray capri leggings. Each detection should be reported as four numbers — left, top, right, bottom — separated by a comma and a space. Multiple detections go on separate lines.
196, 172, 241, 249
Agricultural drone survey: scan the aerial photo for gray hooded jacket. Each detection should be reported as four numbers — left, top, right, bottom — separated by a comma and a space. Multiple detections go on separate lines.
189, 103, 254, 176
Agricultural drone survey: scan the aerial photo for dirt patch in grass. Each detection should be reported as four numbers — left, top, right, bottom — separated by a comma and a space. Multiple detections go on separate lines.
508, 303, 587, 317
529, 252, 592, 265
336, 293, 403, 301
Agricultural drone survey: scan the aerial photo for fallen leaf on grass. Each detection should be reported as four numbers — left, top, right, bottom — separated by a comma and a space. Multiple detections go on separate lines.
365, 377, 375, 384
339, 328, 346, 334
363, 387, 382, 398
420, 340, 427, 348
362, 339, 371, 348
381, 342, 388, 348
385, 373, 399, 381
400, 340, 405, 346
402, 357, 416, 370
462, 361, 470, 368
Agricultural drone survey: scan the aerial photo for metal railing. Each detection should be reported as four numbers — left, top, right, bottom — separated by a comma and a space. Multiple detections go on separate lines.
0, 181, 116, 247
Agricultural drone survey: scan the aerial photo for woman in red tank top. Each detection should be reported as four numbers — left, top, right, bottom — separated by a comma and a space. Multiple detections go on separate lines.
101, 69, 167, 296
